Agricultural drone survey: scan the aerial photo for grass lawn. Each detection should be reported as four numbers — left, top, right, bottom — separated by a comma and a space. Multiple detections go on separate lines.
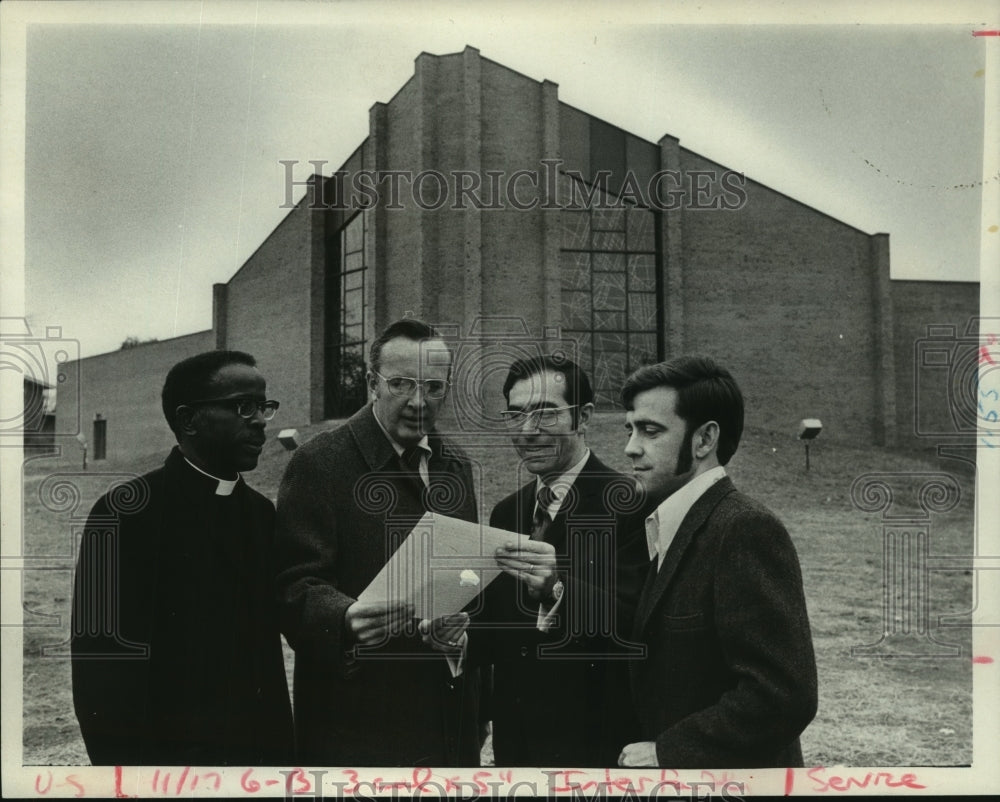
19, 412, 975, 766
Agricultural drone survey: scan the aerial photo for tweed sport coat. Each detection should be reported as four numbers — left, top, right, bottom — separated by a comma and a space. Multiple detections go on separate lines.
274, 404, 481, 766
630, 476, 818, 768
474, 452, 650, 767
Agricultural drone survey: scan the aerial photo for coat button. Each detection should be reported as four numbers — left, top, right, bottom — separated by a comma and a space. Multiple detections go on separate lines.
520, 646, 528, 657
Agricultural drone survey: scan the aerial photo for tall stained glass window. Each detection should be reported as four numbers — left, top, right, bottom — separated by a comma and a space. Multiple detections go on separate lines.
326, 212, 368, 417
560, 173, 660, 407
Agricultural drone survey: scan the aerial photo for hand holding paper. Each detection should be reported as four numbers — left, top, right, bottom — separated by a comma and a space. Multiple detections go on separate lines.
418, 612, 469, 655
345, 600, 414, 646
494, 539, 557, 601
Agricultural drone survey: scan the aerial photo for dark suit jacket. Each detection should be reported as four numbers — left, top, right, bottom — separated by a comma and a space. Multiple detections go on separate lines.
474, 452, 649, 767
630, 476, 818, 768
71, 447, 294, 766
274, 404, 481, 766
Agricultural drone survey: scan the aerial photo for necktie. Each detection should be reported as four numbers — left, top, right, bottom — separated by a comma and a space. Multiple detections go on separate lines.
531, 484, 556, 541
399, 446, 427, 487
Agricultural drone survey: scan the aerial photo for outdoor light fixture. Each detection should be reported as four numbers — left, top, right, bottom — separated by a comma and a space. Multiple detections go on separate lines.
798, 418, 822, 471
277, 428, 299, 451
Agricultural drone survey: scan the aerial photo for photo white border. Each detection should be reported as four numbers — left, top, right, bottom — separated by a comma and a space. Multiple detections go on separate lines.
2, 1, 998, 797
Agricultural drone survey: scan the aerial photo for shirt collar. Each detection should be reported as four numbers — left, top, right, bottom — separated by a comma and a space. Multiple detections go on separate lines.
535, 448, 591, 520
371, 407, 431, 458
645, 465, 727, 566
182, 456, 240, 497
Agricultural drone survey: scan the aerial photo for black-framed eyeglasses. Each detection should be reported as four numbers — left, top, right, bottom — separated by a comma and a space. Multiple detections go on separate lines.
374, 371, 450, 400
499, 405, 577, 429
181, 397, 280, 420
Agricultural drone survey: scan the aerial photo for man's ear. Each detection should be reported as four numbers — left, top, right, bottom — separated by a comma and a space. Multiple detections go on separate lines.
576, 402, 595, 432
174, 405, 198, 437
693, 421, 720, 460
366, 371, 379, 400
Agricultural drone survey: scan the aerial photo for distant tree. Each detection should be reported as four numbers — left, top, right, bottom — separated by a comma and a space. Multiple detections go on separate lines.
119, 336, 159, 350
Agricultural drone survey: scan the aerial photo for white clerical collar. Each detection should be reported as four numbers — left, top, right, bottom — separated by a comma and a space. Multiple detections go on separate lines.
535, 448, 591, 521
183, 456, 239, 496
372, 407, 431, 458
645, 465, 727, 567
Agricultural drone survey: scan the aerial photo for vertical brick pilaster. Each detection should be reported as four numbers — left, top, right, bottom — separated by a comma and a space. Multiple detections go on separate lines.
541, 79, 561, 333
212, 283, 228, 349
871, 233, 896, 447
462, 47, 484, 333
368, 102, 389, 341
658, 134, 684, 357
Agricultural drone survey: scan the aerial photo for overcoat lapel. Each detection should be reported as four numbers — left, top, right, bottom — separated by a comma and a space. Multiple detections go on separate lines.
543, 453, 612, 549
633, 477, 736, 637
348, 404, 400, 472
347, 404, 427, 509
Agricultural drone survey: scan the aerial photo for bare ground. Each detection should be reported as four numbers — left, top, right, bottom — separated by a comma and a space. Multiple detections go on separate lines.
18, 414, 975, 766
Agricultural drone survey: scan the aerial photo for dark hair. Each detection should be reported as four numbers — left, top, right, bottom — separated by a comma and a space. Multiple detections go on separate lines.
369, 319, 451, 375
161, 350, 257, 435
502, 353, 594, 424
621, 355, 744, 465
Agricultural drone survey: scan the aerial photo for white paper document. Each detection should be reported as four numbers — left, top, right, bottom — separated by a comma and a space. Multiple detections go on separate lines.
358, 512, 530, 619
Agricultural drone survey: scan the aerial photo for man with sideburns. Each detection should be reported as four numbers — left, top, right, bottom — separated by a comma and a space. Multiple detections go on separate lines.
274, 319, 481, 766
71, 350, 293, 766
617, 355, 817, 769
471, 354, 648, 767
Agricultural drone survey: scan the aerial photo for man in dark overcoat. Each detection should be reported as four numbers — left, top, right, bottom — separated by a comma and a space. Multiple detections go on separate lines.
274, 319, 481, 766
473, 354, 648, 767
71, 350, 293, 766
617, 355, 818, 769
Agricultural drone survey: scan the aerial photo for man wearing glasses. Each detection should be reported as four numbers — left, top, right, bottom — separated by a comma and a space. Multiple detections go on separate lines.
71, 350, 293, 765
470, 354, 648, 766
274, 319, 482, 766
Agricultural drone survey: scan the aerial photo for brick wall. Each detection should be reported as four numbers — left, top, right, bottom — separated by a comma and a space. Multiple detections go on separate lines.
222, 194, 320, 425
890, 279, 981, 453
678, 150, 884, 443
51, 49, 981, 455
56, 331, 214, 461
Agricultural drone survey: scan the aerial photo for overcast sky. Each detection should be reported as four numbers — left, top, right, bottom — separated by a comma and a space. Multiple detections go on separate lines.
6, 2, 993, 357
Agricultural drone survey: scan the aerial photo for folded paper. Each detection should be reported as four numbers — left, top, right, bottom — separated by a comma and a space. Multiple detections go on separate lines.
358, 512, 529, 619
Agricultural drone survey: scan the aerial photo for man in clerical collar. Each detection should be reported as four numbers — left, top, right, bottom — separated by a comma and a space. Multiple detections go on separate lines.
71, 350, 293, 766
617, 355, 817, 769
472, 354, 648, 767
274, 319, 482, 767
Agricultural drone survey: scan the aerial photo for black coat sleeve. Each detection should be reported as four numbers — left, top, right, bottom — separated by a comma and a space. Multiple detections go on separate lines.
71, 494, 152, 765
273, 442, 357, 672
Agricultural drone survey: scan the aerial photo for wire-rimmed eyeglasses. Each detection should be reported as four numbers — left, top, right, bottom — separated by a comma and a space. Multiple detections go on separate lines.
499, 405, 577, 429
181, 397, 280, 420
374, 371, 450, 400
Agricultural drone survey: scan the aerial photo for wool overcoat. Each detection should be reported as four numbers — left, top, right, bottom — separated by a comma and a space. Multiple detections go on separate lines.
274, 404, 481, 766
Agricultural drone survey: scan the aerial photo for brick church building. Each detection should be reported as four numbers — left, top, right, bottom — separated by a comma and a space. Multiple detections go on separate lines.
56, 46, 979, 460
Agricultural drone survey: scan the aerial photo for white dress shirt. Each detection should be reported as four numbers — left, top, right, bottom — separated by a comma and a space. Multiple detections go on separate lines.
645, 465, 727, 569
534, 448, 591, 521
534, 449, 591, 630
